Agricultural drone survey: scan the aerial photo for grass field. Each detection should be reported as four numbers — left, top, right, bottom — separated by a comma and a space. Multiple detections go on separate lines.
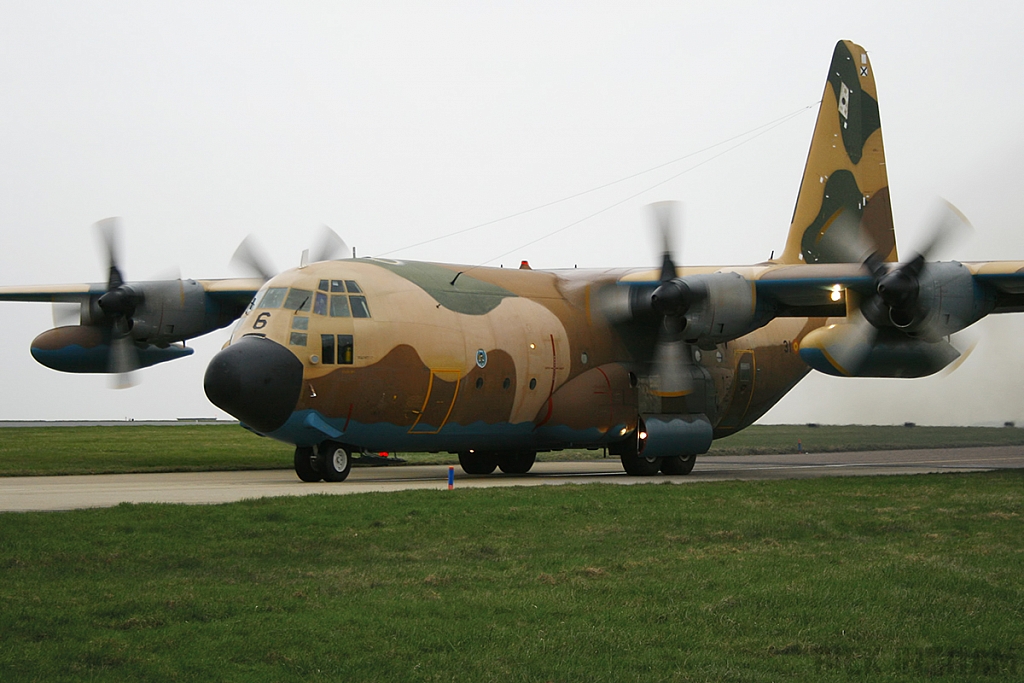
1, 471, 1021, 681
1, 423, 1023, 476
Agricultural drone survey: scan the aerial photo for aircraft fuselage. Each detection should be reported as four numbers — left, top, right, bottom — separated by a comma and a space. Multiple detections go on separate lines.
204, 258, 816, 458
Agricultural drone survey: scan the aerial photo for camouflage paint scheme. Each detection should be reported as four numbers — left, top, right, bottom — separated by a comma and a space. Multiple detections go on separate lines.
5, 41, 1024, 475
216, 40, 893, 452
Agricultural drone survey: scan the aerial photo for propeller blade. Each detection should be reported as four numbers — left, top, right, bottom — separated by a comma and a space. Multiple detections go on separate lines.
916, 200, 973, 262
230, 235, 276, 281
51, 302, 80, 327
95, 217, 125, 290
108, 326, 140, 389
649, 201, 681, 282
310, 225, 349, 263
650, 315, 693, 396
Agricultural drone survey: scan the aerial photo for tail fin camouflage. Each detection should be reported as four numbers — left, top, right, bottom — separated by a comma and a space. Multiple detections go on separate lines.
779, 40, 896, 265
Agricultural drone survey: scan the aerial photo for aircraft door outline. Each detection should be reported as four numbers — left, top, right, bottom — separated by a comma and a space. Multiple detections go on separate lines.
408, 368, 461, 434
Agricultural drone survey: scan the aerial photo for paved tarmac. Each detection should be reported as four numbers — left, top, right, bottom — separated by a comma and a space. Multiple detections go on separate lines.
0, 446, 1021, 512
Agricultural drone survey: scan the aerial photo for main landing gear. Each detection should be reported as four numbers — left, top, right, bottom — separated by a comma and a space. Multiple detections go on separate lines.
457, 450, 537, 475
611, 426, 697, 476
293, 442, 353, 483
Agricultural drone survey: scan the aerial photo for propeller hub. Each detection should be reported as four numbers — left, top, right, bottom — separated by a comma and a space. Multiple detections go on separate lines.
97, 286, 138, 318
651, 279, 692, 316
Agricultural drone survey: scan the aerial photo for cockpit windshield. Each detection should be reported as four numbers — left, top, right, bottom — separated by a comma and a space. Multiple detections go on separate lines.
256, 287, 287, 309
255, 287, 313, 311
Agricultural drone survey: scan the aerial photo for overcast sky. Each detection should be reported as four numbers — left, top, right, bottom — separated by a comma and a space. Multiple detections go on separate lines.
2, 1, 1023, 425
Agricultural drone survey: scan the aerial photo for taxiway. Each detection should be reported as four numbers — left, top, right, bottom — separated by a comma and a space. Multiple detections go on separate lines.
0, 446, 1021, 512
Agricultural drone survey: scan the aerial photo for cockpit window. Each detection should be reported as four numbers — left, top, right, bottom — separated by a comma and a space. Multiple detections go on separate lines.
257, 287, 288, 309
329, 295, 350, 317
312, 279, 372, 318
283, 288, 312, 312
350, 295, 370, 318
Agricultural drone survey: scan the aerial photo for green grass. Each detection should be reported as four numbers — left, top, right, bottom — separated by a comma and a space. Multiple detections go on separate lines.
0, 425, 292, 476
2, 424, 1024, 476
0, 471, 1021, 681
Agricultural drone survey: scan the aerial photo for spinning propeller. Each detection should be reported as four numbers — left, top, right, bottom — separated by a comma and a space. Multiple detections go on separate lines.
859, 202, 972, 335
829, 201, 974, 374
93, 217, 143, 388
861, 204, 969, 326
231, 225, 349, 280
647, 201, 705, 396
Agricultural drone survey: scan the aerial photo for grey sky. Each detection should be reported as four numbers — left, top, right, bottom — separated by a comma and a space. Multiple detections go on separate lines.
2, 1, 1023, 424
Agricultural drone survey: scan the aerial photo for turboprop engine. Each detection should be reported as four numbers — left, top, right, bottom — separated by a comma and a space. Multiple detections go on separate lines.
800, 261, 996, 377
652, 271, 763, 345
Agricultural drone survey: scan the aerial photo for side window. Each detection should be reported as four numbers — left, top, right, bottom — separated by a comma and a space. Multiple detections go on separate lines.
321, 334, 335, 364
344, 280, 361, 293
320, 334, 353, 365
338, 335, 354, 364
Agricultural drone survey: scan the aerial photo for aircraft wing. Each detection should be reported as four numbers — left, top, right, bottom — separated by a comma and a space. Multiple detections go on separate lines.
0, 278, 263, 305
195, 278, 264, 310
755, 261, 1024, 317
754, 263, 873, 317
0, 283, 102, 303
966, 262, 1024, 312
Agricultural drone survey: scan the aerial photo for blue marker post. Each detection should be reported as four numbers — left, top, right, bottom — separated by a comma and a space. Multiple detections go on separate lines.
447, 466, 454, 490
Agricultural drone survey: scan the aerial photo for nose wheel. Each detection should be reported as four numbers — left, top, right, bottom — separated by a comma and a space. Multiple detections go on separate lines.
293, 443, 352, 482
293, 447, 323, 482
320, 442, 352, 482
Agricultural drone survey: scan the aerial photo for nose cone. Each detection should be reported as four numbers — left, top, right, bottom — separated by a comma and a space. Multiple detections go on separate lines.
204, 336, 303, 433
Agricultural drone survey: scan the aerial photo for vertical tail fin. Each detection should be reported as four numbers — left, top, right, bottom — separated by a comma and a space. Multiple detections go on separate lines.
779, 40, 897, 265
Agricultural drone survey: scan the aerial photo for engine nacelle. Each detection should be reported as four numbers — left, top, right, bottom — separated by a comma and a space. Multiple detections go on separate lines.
864, 261, 996, 339
799, 324, 959, 377
30, 326, 193, 373
914, 262, 995, 338
682, 272, 765, 344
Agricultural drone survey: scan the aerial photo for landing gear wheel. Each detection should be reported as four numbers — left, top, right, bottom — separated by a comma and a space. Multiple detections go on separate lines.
498, 451, 536, 474
294, 447, 323, 482
620, 453, 661, 476
320, 442, 352, 482
458, 451, 498, 475
660, 454, 696, 475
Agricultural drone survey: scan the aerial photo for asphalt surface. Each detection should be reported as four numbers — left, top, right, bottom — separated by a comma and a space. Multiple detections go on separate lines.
0, 446, 1021, 512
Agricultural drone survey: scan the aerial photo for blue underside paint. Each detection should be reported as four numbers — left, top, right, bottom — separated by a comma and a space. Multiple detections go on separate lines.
262, 408, 629, 452
797, 347, 843, 376
31, 344, 194, 373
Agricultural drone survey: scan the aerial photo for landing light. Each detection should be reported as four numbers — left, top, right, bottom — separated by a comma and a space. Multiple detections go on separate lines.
830, 285, 843, 302
639, 431, 648, 441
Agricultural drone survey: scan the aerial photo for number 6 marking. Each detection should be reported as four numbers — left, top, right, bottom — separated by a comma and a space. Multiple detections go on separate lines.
253, 311, 271, 330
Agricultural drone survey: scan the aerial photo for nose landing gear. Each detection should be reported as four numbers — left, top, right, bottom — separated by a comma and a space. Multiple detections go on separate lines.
293, 442, 352, 483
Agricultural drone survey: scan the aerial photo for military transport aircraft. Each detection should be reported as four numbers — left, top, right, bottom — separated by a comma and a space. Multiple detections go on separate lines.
3, 40, 1024, 482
